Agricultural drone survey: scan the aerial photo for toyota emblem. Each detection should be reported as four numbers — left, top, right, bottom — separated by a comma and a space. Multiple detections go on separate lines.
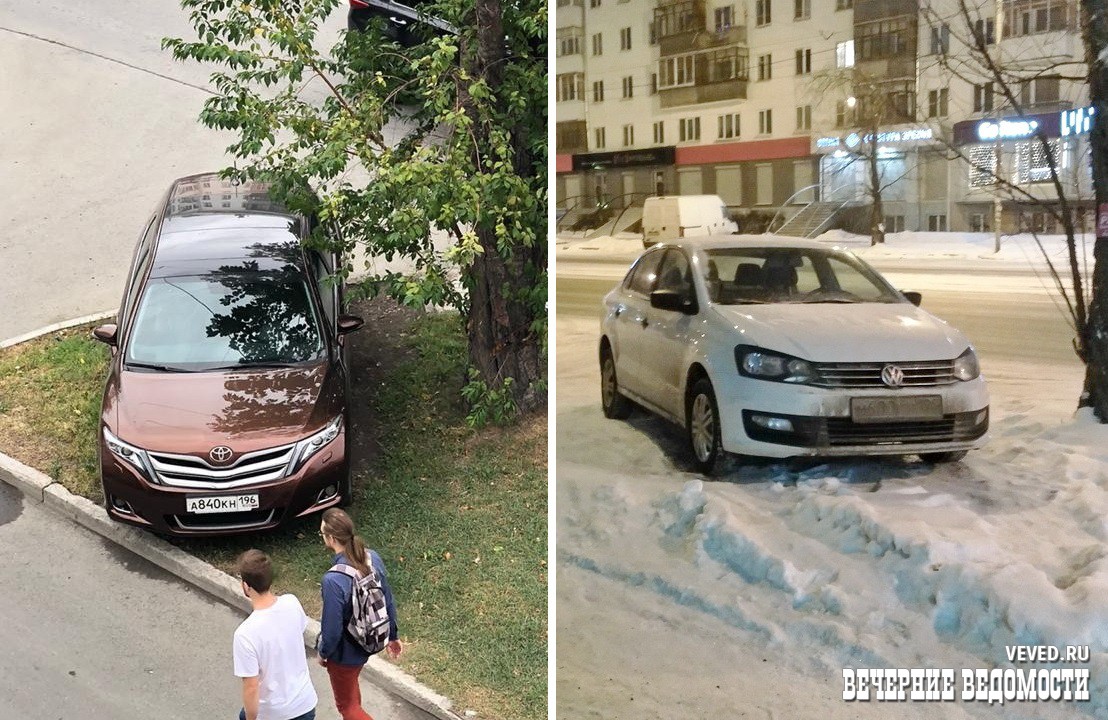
880, 364, 905, 388
209, 446, 233, 463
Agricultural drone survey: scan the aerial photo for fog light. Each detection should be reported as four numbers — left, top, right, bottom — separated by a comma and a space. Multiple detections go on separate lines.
317, 485, 338, 503
750, 414, 794, 432
974, 410, 987, 425
111, 496, 135, 515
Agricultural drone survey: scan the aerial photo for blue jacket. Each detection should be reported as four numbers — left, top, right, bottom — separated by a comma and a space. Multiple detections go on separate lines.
319, 550, 399, 666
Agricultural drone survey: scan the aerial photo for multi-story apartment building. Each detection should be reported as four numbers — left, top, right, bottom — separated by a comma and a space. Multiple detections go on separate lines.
556, 0, 1092, 234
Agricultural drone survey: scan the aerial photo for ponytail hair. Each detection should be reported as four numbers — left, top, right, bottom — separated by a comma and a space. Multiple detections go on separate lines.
321, 508, 371, 577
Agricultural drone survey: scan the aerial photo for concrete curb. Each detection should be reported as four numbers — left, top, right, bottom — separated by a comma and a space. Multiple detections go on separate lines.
1, 324, 462, 720
0, 310, 116, 349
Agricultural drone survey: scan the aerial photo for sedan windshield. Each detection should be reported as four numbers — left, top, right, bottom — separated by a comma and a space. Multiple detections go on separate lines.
702, 247, 902, 305
126, 272, 323, 371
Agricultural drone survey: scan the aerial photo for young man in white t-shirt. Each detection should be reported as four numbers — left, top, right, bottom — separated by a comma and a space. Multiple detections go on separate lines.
233, 549, 319, 720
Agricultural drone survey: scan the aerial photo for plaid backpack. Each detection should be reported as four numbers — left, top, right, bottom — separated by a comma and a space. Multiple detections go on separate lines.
327, 562, 390, 655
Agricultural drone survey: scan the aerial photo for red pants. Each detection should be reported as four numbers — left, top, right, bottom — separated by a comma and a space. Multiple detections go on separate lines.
326, 662, 373, 720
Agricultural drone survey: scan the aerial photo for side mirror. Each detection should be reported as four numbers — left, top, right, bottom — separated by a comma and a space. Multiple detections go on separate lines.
337, 315, 364, 335
650, 289, 698, 315
901, 291, 922, 307
92, 324, 118, 346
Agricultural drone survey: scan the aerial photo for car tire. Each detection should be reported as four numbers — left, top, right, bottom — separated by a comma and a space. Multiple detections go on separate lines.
919, 450, 968, 464
687, 378, 723, 475
600, 346, 632, 419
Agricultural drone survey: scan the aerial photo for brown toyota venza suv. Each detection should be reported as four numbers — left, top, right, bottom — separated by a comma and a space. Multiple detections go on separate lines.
93, 172, 362, 536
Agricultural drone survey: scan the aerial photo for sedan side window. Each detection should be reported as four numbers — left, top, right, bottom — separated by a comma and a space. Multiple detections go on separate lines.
627, 249, 665, 296
655, 249, 693, 297
310, 251, 337, 326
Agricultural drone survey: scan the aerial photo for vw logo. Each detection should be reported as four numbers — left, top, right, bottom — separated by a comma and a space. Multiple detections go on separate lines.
880, 364, 905, 388
209, 446, 234, 463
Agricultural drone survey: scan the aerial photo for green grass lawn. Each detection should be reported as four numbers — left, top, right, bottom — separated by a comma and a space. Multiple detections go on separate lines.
0, 314, 547, 720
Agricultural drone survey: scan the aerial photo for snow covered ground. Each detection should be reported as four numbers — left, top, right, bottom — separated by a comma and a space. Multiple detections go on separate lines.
555, 232, 1107, 719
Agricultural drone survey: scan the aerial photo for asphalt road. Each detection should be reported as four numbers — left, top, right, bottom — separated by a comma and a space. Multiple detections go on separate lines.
0, 482, 434, 720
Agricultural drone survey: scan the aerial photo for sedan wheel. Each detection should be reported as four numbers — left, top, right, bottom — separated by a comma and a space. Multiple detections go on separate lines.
687, 378, 722, 475
600, 347, 632, 419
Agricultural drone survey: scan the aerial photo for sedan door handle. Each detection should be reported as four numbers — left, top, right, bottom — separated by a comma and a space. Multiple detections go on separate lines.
614, 306, 622, 317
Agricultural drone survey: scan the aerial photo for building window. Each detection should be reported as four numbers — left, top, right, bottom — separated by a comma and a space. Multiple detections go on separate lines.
1005, 0, 1072, 37
651, 73, 658, 94
714, 6, 734, 32
1021, 76, 1061, 107
968, 145, 997, 187
620, 27, 632, 50
884, 215, 905, 233
973, 83, 994, 112
794, 0, 809, 20
654, 121, 665, 144
592, 33, 603, 55
929, 24, 950, 55
658, 55, 696, 89
835, 100, 854, 128
756, 0, 771, 26
759, 109, 773, 135
718, 113, 740, 139
795, 48, 811, 75
757, 54, 772, 81
835, 40, 854, 68
593, 80, 605, 102
857, 18, 915, 61
795, 105, 811, 131
973, 17, 996, 45
622, 76, 634, 98
623, 124, 635, 147
927, 88, 949, 118
589, 0, 600, 7
928, 214, 948, 232
595, 127, 606, 149
557, 31, 582, 57
836, 0, 852, 8
969, 213, 988, 232
1015, 138, 1062, 184
679, 117, 701, 142
556, 73, 584, 101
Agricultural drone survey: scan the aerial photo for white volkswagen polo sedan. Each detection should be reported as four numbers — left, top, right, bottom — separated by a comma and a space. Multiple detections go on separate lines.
599, 236, 989, 474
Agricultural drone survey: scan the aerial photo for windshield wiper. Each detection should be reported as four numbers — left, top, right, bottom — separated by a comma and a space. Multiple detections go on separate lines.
205, 361, 306, 370
126, 362, 194, 373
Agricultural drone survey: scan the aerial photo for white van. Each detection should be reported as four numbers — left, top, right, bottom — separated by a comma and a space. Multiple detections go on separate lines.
641, 195, 737, 247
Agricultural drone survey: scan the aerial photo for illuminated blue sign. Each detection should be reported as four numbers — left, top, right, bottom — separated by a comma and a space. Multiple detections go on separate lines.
1061, 106, 1095, 137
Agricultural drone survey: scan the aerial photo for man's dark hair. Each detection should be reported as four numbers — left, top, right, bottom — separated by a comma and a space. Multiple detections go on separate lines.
237, 549, 273, 593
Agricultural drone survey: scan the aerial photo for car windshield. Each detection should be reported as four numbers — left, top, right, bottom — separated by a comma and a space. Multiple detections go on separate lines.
126, 272, 323, 371
701, 247, 902, 305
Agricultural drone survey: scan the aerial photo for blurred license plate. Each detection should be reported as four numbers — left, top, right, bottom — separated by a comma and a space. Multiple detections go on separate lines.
186, 494, 260, 514
851, 396, 942, 423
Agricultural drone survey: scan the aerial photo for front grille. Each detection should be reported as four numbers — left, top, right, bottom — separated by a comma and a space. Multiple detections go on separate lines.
170, 509, 278, 531
813, 360, 957, 388
743, 409, 988, 448
147, 444, 296, 489
825, 417, 958, 445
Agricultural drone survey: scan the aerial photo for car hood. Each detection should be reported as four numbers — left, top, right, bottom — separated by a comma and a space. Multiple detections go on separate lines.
713, 302, 971, 361
107, 363, 340, 455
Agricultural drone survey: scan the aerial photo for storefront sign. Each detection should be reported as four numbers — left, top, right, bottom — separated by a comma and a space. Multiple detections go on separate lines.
952, 111, 1061, 145
1061, 106, 1095, 137
572, 146, 676, 171
814, 127, 934, 153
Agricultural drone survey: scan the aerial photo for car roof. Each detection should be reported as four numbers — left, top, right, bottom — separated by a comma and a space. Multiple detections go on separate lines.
662, 234, 837, 252
152, 173, 307, 277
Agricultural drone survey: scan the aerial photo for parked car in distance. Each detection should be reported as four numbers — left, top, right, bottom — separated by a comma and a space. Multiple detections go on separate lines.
642, 195, 738, 248
93, 172, 362, 536
347, 0, 457, 47
599, 236, 989, 474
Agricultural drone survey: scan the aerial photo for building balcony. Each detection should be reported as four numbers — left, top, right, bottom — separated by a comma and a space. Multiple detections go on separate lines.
659, 78, 748, 108
853, 0, 918, 23
657, 44, 749, 108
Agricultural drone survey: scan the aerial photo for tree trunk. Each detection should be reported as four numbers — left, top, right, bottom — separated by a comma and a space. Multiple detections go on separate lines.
867, 139, 885, 245
1079, 0, 1108, 418
462, 0, 546, 413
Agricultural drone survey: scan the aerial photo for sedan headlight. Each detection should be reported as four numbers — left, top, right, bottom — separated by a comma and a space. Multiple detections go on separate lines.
953, 348, 980, 381
735, 346, 816, 384
290, 416, 343, 473
103, 427, 153, 480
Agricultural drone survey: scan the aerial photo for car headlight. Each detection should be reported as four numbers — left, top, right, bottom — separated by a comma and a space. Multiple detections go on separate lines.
953, 348, 980, 381
290, 416, 343, 473
103, 427, 154, 480
735, 346, 816, 384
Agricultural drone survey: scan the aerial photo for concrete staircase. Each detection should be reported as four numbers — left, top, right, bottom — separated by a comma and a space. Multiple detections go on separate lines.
773, 202, 843, 238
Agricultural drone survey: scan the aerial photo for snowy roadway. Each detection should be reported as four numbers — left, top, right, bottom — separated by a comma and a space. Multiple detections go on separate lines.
555, 234, 1107, 719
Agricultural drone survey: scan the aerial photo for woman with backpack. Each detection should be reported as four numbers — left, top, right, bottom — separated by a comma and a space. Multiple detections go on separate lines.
317, 508, 402, 720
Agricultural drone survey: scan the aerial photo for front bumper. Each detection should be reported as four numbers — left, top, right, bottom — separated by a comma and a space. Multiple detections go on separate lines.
716, 376, 990, 459
99, 431, 348, 537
